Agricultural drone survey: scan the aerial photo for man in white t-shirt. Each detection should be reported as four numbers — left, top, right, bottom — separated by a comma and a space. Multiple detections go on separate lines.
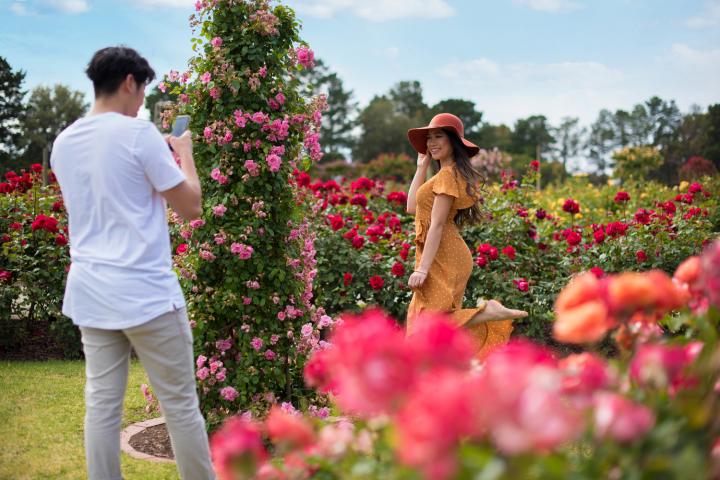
51, 46, 215, 480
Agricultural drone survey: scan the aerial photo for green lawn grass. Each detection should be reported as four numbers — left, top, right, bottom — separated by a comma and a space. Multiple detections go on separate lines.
0, 360, 182, 479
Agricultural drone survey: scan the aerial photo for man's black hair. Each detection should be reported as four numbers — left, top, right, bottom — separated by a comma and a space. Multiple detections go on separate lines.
85, 46, 155, 97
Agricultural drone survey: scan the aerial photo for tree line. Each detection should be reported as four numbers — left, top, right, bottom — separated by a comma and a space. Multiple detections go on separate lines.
2, 55, 718, 184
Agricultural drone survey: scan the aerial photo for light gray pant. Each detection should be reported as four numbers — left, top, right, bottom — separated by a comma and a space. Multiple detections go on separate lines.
80, 308, 216, 480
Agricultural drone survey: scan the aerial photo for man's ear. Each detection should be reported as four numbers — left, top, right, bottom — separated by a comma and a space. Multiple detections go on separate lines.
122, 74, 136, 94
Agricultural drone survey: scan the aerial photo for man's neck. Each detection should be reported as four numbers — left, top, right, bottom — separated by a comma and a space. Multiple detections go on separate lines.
90, 96, 129, 117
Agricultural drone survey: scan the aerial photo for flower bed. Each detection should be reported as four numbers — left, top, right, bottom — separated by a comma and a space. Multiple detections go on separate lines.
0, 165, 78, 358
209, 242, 720, 479
300, 167, 719, 346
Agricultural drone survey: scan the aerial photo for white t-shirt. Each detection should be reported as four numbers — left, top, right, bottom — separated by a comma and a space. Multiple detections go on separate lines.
51, 112, 187, 329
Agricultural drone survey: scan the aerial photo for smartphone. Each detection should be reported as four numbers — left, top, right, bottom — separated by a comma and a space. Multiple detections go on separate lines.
171, 115, 191, 137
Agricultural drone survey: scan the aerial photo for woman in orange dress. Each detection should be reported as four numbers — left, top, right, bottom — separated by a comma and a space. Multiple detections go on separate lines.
405, 113, 527, 358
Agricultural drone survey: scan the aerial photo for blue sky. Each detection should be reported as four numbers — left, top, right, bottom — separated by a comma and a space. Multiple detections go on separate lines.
1, 0, 719, 127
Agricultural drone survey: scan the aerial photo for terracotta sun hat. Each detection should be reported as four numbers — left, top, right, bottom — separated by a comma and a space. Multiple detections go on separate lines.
407, 113, 480, 157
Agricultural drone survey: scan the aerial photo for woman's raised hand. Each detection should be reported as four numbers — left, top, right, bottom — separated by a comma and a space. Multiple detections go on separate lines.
417, 153, 431, 170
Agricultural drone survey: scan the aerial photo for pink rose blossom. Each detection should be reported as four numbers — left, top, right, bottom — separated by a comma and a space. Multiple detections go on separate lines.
318, 315, 333, 329
196, 355, 207, 369
630, 342, 700, 393
251, 112, 266, 124
593, 392, 655, 442
264, 350, 277, 361
199, 250, 215, 261
251, 337, 263, 351
212, 204, 227, 216
204, 126, 213, 140
210, 360, 222, 374
196, 367, 210, 380
209, 416, 267, 480
158, 82, 167, 93
266, 153, 281, 172
216, 339, 232, 352
230, 242, 253, 260
220, 386, 239, 402
296, 46, 315, 68
210, 36, 223, 48
244, 159, 259, 176
234, 111, 246, 128
189, 219, 205, 229
301, 323, 313, 337
200, 72, 212, 84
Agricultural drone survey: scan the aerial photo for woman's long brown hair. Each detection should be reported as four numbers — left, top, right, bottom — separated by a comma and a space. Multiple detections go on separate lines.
433, 129, 486, 227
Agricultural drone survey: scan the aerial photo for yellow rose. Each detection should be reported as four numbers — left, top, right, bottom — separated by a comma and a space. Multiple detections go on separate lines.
679, 181, 689, 192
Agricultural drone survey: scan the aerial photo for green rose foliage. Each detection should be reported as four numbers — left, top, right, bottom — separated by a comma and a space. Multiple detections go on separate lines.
163, 0, 327, 425
0, 168, 78, 358
306, 168, 719, 354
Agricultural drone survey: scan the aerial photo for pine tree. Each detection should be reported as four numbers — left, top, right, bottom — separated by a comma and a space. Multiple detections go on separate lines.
0, 56, 27, 170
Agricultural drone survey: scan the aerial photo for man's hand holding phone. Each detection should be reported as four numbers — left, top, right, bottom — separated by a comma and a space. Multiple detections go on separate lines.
166, 115, 192, 157
167, 130, 193, 160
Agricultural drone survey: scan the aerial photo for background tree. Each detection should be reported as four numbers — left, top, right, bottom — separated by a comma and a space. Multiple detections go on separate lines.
21, 84, 88, 167
476, 123, 513, 151
701, 103, 720, 170
430, 98, 483, 140
551, 116, 585, 178
388, 80, 428, 121
0, 56, 27, 171
511, 114, 555, 160
586, 109, 616, 177
299, 58, 357, 162
353, 95, 416, 163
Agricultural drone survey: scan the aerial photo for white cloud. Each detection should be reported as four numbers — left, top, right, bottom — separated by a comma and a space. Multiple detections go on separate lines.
9, 2, 29, 14
439, 59, 623, 91
383, 46, 400, 60
288, 0, 455, 21
511, 0, 581, 13
434, 58, 628, 125
44, 0, 89, 13
685, 0, 720, 28
130, 0, 192, 7
668, 43, 720, 65
7, 0, 90, 14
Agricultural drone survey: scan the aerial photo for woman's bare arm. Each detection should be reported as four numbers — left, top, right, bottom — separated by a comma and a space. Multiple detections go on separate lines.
417, 194, 453, 272
407, 193, 453, 288
406, 154, 431, 214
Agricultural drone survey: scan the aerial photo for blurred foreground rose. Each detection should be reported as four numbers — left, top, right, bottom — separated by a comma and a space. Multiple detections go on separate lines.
553, 269, 685, 344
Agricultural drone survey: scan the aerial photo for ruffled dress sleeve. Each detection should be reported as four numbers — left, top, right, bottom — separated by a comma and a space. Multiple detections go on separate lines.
432, 167, 476, 210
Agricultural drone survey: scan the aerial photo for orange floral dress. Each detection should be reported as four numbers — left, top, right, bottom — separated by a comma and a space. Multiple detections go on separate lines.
406, 164, 513, 359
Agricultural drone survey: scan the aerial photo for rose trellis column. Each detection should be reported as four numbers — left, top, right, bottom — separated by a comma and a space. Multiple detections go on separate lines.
161, 0, 328, 426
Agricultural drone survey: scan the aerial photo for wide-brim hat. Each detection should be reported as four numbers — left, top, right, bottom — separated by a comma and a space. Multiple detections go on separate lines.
407, 113, 480, 157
